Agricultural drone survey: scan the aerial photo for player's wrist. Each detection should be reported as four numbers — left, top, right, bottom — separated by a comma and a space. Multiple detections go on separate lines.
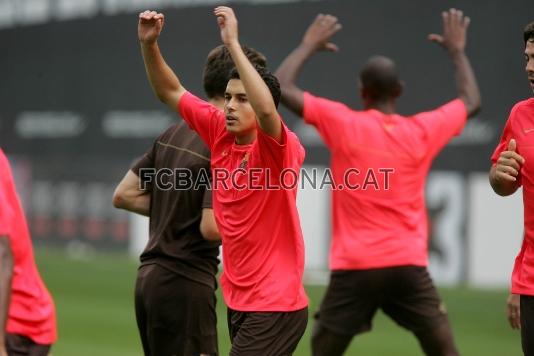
298, 42, 317, 55
447, 47, 466, 58
225, 39, 240, 49
140, 39, 158, 48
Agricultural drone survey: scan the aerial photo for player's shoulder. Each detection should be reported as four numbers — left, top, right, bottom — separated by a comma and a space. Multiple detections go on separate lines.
511, 97, 534, 115
505, 98, 534, 128
0, 149, 7, 165
152, 122, 181, 144
0, 150, 11, 177
413, 98, 463, 116
159, 122, 209, 152
305, 92, 357, 112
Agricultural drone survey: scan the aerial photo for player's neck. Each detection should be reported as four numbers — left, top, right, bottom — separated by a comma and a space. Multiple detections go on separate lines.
235, 131, 257, 145
366, 100, 396, 115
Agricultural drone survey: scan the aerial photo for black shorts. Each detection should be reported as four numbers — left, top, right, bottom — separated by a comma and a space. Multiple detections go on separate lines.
227, 307, 308, 356
5, 333, 51, 356
134, 263, 218, 356
315, 266, 449, 336
521, 294, 534, 356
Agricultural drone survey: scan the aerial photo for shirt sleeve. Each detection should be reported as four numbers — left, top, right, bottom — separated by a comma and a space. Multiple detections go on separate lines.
491, 102, 525, 163
130, 139, 157, 193
302, 92, 353, 150
412, 99, 468, 158
491, 107, 522, 186
201, 188, 213, 209
256, 121, 305, 175
178, 91, 224, 150
491, 117, 514, 164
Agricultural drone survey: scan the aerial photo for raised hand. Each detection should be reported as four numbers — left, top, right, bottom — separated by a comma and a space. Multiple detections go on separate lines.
138, 10, 164, 45
302, 14, 342, 52
494, 139, 525, 182
214, 6, 239, 46
428, 8, 470, 55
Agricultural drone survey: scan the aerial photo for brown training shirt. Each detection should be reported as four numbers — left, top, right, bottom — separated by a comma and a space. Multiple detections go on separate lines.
131, 121, 220, 289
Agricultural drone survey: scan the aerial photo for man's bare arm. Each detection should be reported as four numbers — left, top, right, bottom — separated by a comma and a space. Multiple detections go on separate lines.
214, 6, 282, 142
275, 14, 342, 117
506, 293, 521, 330
200, 209, 220, 241
139, 10, 187, 111
429, 8, 481, 117
0, 236, 13, 355
113, 170, 151, 216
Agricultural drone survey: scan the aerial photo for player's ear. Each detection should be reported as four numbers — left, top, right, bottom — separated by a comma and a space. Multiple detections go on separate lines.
358, 80, 366, 101
393, 81, 404, 98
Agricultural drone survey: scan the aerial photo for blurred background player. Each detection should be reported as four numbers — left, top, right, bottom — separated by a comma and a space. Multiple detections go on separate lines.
276, 8, 480, 356
0, 149, 57, 356
113, 11, 267, 356
488, 21, 534, 356
136, 6, 308, 355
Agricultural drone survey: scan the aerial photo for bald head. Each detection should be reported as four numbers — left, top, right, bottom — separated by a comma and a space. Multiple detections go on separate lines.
359, 56, 402, 102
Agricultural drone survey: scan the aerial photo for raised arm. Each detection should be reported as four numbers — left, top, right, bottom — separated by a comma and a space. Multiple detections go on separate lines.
214, 6, 282, 142
139, 10, 186, 111
429, 8, 481, 117
0, 237, 13, 356
275, 14, 342, 117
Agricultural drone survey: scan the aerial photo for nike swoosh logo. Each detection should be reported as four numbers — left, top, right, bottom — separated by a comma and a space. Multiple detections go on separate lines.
525, 128, 534, 134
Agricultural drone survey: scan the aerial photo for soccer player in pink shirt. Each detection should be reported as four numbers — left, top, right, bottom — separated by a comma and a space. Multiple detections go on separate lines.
276, 9, 480, 356
138, 7, 308, 355
489, 21, 534, 356
0, 150, 57, 356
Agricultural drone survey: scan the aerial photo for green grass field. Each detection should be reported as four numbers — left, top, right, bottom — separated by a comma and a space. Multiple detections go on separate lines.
35, 248, 521, 355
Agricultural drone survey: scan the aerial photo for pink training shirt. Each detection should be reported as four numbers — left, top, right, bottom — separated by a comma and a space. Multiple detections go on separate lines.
303, 92, 467, 270
0, 149, 57, 345
491, 98, 534, 296
178, 92, 308, 312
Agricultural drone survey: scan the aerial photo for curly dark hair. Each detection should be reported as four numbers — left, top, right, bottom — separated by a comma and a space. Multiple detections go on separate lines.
203, 45, 267, 99
525, 22, 534, 45
228, 65, 281, 108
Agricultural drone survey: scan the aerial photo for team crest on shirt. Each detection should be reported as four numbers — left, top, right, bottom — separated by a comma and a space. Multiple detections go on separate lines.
239, 152, 250, 169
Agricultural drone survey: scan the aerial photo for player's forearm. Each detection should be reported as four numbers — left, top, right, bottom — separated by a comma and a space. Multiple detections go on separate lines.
113, 191, 150, 217
140, 42, 184, 108
450, 50, 481, 117
227, 41, 281, 139
275, 43, 314, 117
0, 238, 13, 346
200, 209, 221, 241
489, 165, 519, 196
126, 194, 150, 217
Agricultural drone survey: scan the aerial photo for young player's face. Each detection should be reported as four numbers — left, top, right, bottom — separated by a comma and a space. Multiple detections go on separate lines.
224, 79, 257, 137
526, 41, 534, 94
